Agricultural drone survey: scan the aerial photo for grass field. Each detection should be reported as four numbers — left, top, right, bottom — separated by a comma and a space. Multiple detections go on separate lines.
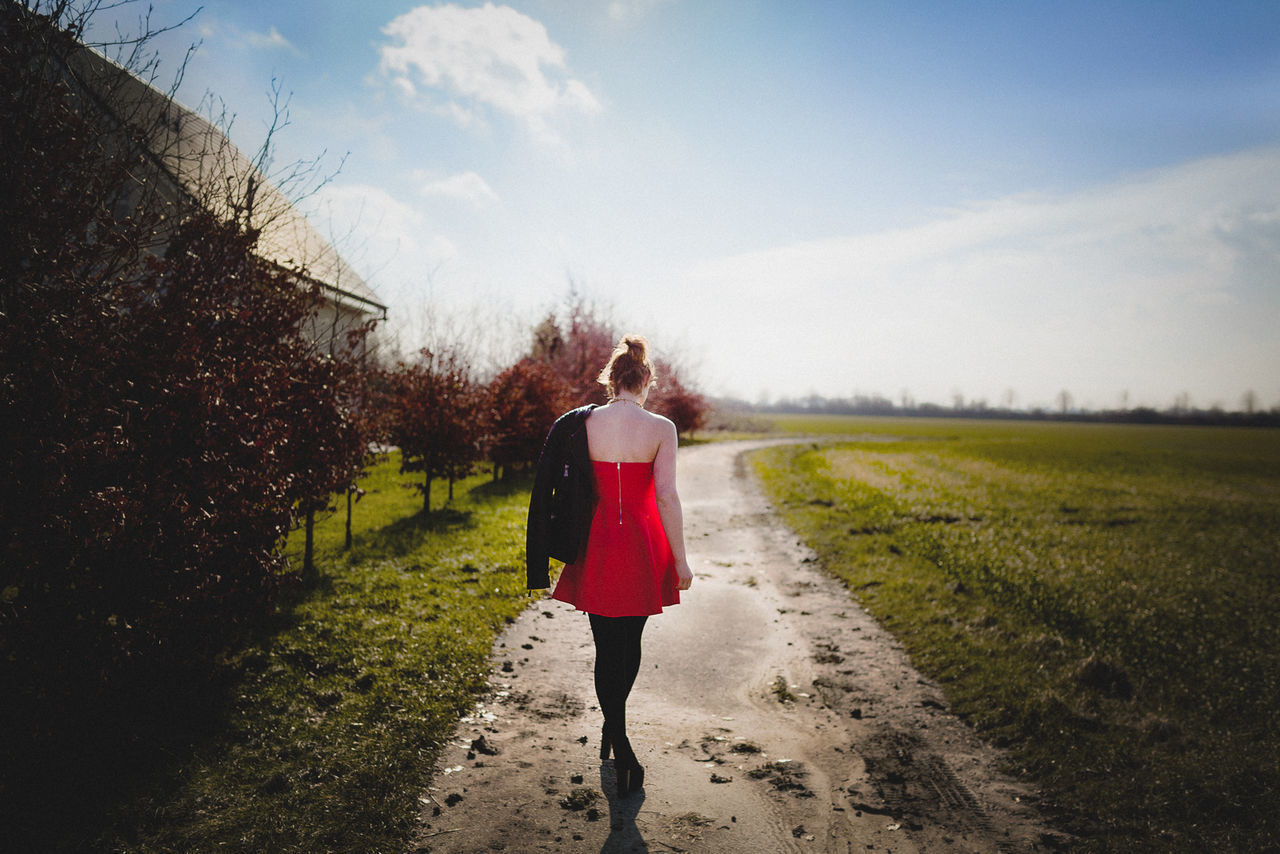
752, 415, 1280, 851
12, 454, 535, 853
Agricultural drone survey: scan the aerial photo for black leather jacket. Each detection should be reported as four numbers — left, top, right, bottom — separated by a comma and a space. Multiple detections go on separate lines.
525, 404, 599, 589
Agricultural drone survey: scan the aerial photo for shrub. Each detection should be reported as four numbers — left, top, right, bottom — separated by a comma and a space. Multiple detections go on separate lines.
650, 369, 709, 437
485, 358, 573, 478
1, 214, 371, 684
0, 3, 373, 685
386, 347, 482, 509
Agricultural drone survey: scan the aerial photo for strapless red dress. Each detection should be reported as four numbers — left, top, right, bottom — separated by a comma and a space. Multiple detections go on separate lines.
551, 460, 681, 617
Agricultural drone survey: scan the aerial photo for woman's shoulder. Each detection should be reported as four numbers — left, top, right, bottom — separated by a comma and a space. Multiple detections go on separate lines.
644, 408, 676, 429
641, 409, 678, 442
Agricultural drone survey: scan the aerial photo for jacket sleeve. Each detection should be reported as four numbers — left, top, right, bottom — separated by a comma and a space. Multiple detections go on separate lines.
525, 420, 561, 589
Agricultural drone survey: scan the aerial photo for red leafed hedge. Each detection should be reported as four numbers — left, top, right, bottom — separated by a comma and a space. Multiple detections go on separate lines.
386, 347, 483, 511
0, 214, 371, 684
486, 358, 574, 478
648, 370, 709, 438
0, 5, 374, 685
529, 295, 712, 438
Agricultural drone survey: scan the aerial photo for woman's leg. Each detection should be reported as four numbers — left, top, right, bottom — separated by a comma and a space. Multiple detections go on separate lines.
589, 613, 648, 767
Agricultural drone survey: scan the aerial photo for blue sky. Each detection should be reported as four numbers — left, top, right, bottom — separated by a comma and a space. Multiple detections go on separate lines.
89, 1, 1280, 410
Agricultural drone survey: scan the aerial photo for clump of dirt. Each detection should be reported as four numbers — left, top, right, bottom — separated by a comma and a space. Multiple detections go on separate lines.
671, 812, 715, 840
814, 641, 845, 664
673, 812, 713, 827
747, 760, 813, 797
860, 728, 988, 835
770, 675, 797, 703
510, 688, 585, 719
558, 788, 599, 811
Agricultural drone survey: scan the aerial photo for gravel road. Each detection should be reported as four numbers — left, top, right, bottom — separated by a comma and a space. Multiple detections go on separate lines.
411, 440, 1062, 853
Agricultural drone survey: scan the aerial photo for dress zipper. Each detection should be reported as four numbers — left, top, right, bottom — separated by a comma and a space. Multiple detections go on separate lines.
616, 462, 623, 525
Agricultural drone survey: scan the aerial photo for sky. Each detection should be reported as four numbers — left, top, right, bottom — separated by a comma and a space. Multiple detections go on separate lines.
86, 0, 1280, 411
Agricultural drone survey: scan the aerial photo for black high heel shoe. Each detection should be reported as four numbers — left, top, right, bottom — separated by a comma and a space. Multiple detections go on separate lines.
599, 725, 611, 761
616, 755, 644, 797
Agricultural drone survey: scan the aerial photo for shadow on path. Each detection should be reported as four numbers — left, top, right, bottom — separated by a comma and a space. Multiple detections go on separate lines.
600, 762, 649, 853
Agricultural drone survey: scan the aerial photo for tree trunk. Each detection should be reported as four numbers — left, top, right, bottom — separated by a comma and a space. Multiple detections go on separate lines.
344, 489, 354, 551
303, 507, 317, 582
423, 475, 431, 514
448, 472, 455, 502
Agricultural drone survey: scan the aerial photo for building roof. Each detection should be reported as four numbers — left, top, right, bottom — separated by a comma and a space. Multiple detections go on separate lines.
67, 36, 386, 318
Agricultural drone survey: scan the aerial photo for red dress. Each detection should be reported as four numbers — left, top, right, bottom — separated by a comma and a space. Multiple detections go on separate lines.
552, 460, 681, 617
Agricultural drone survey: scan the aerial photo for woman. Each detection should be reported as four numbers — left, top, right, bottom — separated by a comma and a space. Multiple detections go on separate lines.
526, 335, 693, 798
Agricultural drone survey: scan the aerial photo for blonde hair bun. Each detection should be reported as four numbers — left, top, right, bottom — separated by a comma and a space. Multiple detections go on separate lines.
598, 334, 655, 397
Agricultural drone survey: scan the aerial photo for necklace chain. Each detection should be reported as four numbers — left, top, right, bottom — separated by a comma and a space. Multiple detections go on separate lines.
612, 396, 643, 408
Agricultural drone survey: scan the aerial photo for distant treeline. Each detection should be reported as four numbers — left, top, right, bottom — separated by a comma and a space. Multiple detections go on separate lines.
714, 394, 1280, 428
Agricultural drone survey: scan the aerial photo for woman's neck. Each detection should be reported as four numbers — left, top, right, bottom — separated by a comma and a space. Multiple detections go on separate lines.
612, 392, 644, 408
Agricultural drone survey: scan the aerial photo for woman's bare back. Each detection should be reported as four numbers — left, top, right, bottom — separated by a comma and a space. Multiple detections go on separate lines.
585, 400, 672, 463
585, 398, 687, 582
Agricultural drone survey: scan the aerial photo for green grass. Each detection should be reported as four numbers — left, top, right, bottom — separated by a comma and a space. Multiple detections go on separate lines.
15, 453, 537, 853
752, 415, 1280, 852
6, 429, 751, 853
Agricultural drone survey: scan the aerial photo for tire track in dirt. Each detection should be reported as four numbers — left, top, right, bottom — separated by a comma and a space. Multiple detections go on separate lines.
410, 440, 1065, 853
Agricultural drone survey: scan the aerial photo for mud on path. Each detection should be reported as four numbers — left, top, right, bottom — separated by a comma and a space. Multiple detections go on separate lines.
411, 440, 1064, 853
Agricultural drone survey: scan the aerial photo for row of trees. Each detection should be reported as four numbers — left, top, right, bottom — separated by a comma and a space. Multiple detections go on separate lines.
739, 390, 1280, 426
380, 295, 710, 514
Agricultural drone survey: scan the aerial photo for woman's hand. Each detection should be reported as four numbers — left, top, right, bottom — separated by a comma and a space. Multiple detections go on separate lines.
676, 559, 693, 591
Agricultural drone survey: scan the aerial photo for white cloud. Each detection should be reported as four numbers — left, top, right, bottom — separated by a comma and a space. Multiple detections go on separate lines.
313, 182, 425, 256
243, 26, 302, 56
677, 147, 1280, 407
425, 234, 459, 265
309, 183, 461, 307
418, 171, 501, 206
377, 3, 600, 138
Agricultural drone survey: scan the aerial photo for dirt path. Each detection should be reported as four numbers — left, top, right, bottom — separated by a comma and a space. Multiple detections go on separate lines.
411, 440, 1062, 853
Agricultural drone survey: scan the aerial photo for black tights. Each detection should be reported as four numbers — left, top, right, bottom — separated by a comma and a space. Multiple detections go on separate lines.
589, 613, 648, 765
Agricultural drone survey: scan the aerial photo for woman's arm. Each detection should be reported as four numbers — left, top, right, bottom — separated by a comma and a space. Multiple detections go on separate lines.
653, 418, 693, 590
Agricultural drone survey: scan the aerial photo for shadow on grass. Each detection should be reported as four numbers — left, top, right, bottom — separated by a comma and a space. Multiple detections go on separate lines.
353, 506, 476, 559
2, 472, 533, 852
469, 471, 533, 499
1, 662, 244, 852
1, 564, 347, 850
2, 561, 360, 852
